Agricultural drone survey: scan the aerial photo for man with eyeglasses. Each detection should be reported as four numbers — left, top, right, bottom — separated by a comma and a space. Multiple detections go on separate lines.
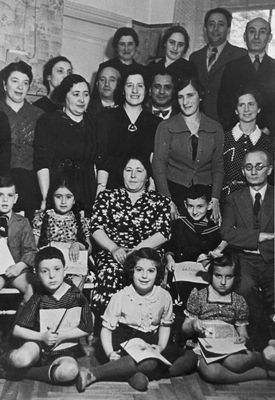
221, 149, 274, 350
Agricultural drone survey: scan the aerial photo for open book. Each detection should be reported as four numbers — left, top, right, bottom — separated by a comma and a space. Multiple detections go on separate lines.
198, 337, 247, 364
50, 242, 88, 275
120, 338, 171, 366
174, 262, 209, 284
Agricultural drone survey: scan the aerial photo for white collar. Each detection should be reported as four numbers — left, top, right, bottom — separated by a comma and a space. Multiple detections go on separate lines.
231, 123, 262, 146
101, 99, 116, 107
249, 184, 267, 202
248, 52, 265, 63
152, 105, 172, 119
207, 41, 227, 56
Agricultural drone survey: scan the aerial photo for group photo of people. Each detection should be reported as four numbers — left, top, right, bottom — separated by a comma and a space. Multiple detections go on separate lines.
0, 2, 274, 398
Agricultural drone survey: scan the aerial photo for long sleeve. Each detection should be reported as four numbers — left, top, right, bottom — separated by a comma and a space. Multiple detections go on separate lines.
34, 113, 56, 171
152, 120, 172, 198
211, 122, 224, 199
0, 111, 11, 174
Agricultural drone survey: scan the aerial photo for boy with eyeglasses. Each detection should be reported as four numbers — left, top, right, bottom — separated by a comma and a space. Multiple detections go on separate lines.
221, 149, 274, 351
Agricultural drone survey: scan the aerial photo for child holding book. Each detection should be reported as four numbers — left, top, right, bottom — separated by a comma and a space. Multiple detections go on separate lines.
76, 248, 174, 392
165, 184, 227, 311
32, 174, 91, 289
0, 246, 93, 384
169, 251, 275, 381
0, 175, 36, 302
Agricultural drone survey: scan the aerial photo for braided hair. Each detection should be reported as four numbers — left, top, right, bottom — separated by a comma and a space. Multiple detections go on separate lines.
37, 173, 89, 249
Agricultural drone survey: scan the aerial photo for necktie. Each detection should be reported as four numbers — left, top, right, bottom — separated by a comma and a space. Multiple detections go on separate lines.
0, 215, 9, 238
191, 134, 198, 161
253, 55, 260, 72
153, 109, 170, 119
208, 47, 218, 69
253, 192, 261, 216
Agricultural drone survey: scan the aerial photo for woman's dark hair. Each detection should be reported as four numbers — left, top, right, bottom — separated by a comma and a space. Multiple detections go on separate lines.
204, 8, 232, 28
35, 246, 65, 271
121, 69, 149, 103
161, 25, 190, 55
176, 76, 205, 101
207, 250, 241, 290
2, 60, 33, 84
112, 27, 139, 49
233, 85, 263, 109
121, 154, 152, 180
37, 173, 88, 250
52, 74, 90, 105
42, 56, 72, 94
123, 247, 165, 286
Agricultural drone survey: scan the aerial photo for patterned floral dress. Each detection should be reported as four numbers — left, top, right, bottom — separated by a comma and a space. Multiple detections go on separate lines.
90, 188, 171, 314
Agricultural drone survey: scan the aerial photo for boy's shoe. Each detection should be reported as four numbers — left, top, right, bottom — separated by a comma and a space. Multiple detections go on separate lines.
128, 372, 149, 391
76, 367, 96, 393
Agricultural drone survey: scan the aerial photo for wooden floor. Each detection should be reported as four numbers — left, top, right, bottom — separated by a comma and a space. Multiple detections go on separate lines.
1, 364, 275, 400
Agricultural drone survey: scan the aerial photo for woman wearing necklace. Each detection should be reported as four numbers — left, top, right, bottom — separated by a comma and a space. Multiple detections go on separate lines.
153, 77, 224, 222
96, 70, 161, 191
222, 86, 272, 200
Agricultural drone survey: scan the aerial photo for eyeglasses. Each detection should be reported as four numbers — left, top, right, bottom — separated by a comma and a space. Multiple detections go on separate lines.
243, 163, 269, 171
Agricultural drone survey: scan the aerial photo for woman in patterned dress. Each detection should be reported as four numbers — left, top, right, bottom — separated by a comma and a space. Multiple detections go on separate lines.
222, 86, 272, 201
90, 155, 171, 319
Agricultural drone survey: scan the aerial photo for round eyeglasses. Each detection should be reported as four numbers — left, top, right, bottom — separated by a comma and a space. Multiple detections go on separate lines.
243, 163, 269, 171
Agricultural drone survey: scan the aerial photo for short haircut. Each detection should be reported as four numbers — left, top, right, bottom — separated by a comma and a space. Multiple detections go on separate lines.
42, 56, 72, 94
176, 76, 205, 100
233, 85, 262, 109
35, 246, 65, 271
2, 60, 33, 84
242, 149, 273, 167
161, 25, 190, 55
185, 185, 211, 203
123, 247, 164, 286
0, 175, 16, 190
112, 27, 139, 49
151, 70, 175, 88
207, 250, 241, 290
52, 74, 90, 105
204, 8, 232, 28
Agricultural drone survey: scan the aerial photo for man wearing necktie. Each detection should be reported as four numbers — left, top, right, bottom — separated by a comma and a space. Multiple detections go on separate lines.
221, 150, 274, 350
147, 72, 177, 120
218, 17, 275, 134
190, 7, 246, 121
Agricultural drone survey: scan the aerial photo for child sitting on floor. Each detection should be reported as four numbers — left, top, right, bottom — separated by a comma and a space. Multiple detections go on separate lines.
32, 174, 91, 290
0, 175, 36, 302
0, 246, 93, 385
76, 248, 174, 392
169, 251, 275, 381
165, 184, 227, 308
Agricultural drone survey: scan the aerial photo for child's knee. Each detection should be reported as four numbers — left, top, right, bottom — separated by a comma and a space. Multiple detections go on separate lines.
54, 359, 79, 382
9, 349, 35, 368
138, 359, 158, 375
199, 362, 221, 383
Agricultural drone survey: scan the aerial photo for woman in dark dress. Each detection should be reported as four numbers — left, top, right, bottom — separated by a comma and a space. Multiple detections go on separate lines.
96, 69, 161, 190
0, 61, 44, 220
33, 56, 72, 112
34, 74, 106, 215
147, 26, 197, 84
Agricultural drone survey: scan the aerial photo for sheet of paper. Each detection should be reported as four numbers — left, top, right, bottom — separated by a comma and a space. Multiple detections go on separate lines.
198, 338, 247, 364
50, 242, 88, 275
40, 307, 81, 350
121, 337, 171, 366
200, 320, 238, 339
0, 238, 15, 275
174, 261, 209, 284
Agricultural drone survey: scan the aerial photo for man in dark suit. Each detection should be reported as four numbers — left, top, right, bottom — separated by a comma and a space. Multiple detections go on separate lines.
190, 7, 246, 121
221, 149, 274, 349
218, 17, 275, 135
146, 71, 178, 120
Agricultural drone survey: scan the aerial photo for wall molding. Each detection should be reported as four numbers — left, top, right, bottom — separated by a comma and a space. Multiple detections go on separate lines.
64, 0, 131, 28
